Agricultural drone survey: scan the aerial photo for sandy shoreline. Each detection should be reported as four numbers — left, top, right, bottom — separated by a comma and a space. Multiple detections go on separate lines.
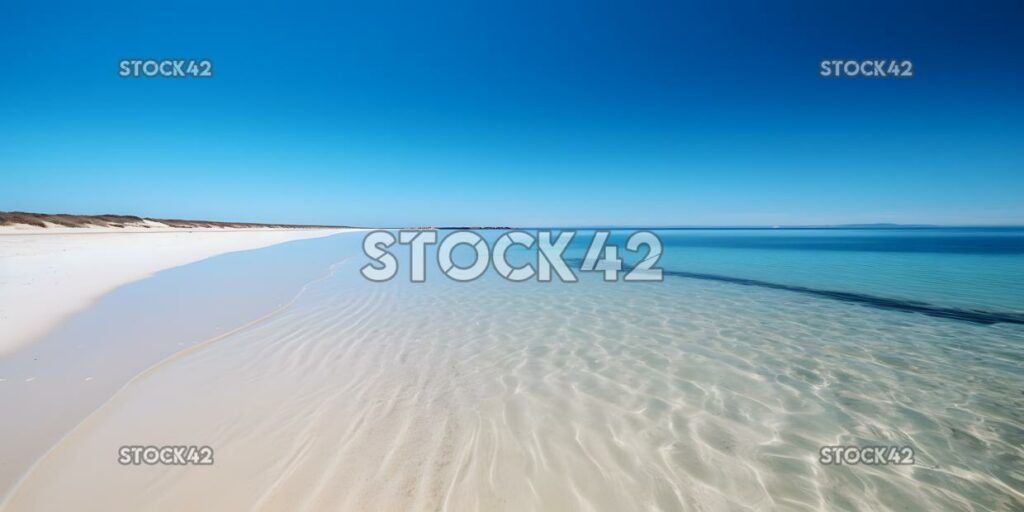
0, 225, 355, 355
1, 229, 1022, 510
0, 229, 364, 502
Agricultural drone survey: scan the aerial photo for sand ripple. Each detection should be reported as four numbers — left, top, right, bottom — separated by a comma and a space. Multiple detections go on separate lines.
5, 259, 1023, 511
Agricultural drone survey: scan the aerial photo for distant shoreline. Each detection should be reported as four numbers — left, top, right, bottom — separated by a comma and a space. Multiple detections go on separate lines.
0, 220, 359, 354
3, 211, 1021, 233
0, 211, 350, 231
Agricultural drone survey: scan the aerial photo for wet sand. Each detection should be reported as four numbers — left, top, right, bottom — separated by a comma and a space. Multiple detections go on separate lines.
0, 226, 352, 354
4, 244, 1022, 511
0, 231, 360, 501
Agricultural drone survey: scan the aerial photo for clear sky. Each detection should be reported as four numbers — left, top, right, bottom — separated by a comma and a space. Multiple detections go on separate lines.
2, 0, 1022, 227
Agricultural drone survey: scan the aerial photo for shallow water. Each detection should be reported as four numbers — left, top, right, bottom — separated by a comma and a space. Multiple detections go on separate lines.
5, 229, 1024, 511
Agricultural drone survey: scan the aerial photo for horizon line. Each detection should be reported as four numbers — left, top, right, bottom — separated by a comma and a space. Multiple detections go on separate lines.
4, 211, 1023, 231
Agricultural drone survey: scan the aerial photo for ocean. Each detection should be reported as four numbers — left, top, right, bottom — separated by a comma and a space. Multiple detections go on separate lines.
6, 228, 1023, 511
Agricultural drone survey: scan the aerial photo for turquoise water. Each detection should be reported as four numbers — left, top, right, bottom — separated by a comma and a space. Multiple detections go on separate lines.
575, 228, 1024, 314
7, 229, 1024, 511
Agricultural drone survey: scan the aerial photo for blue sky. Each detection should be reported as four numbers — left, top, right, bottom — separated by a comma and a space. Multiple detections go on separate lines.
2, 0, 1022, 227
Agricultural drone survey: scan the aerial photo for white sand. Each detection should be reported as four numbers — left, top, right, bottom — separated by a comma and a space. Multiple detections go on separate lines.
3, 238, 1020, 510
0, 224, 354, 355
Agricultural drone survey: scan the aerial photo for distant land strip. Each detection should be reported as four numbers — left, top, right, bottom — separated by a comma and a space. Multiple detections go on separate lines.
0, 211, 350, 229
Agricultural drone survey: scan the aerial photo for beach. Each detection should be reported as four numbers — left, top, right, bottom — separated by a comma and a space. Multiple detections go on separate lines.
1, 229, 1022, 510
0, 223, 351, 355
5, 0, 1020, 508
0, 224, 358, 499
